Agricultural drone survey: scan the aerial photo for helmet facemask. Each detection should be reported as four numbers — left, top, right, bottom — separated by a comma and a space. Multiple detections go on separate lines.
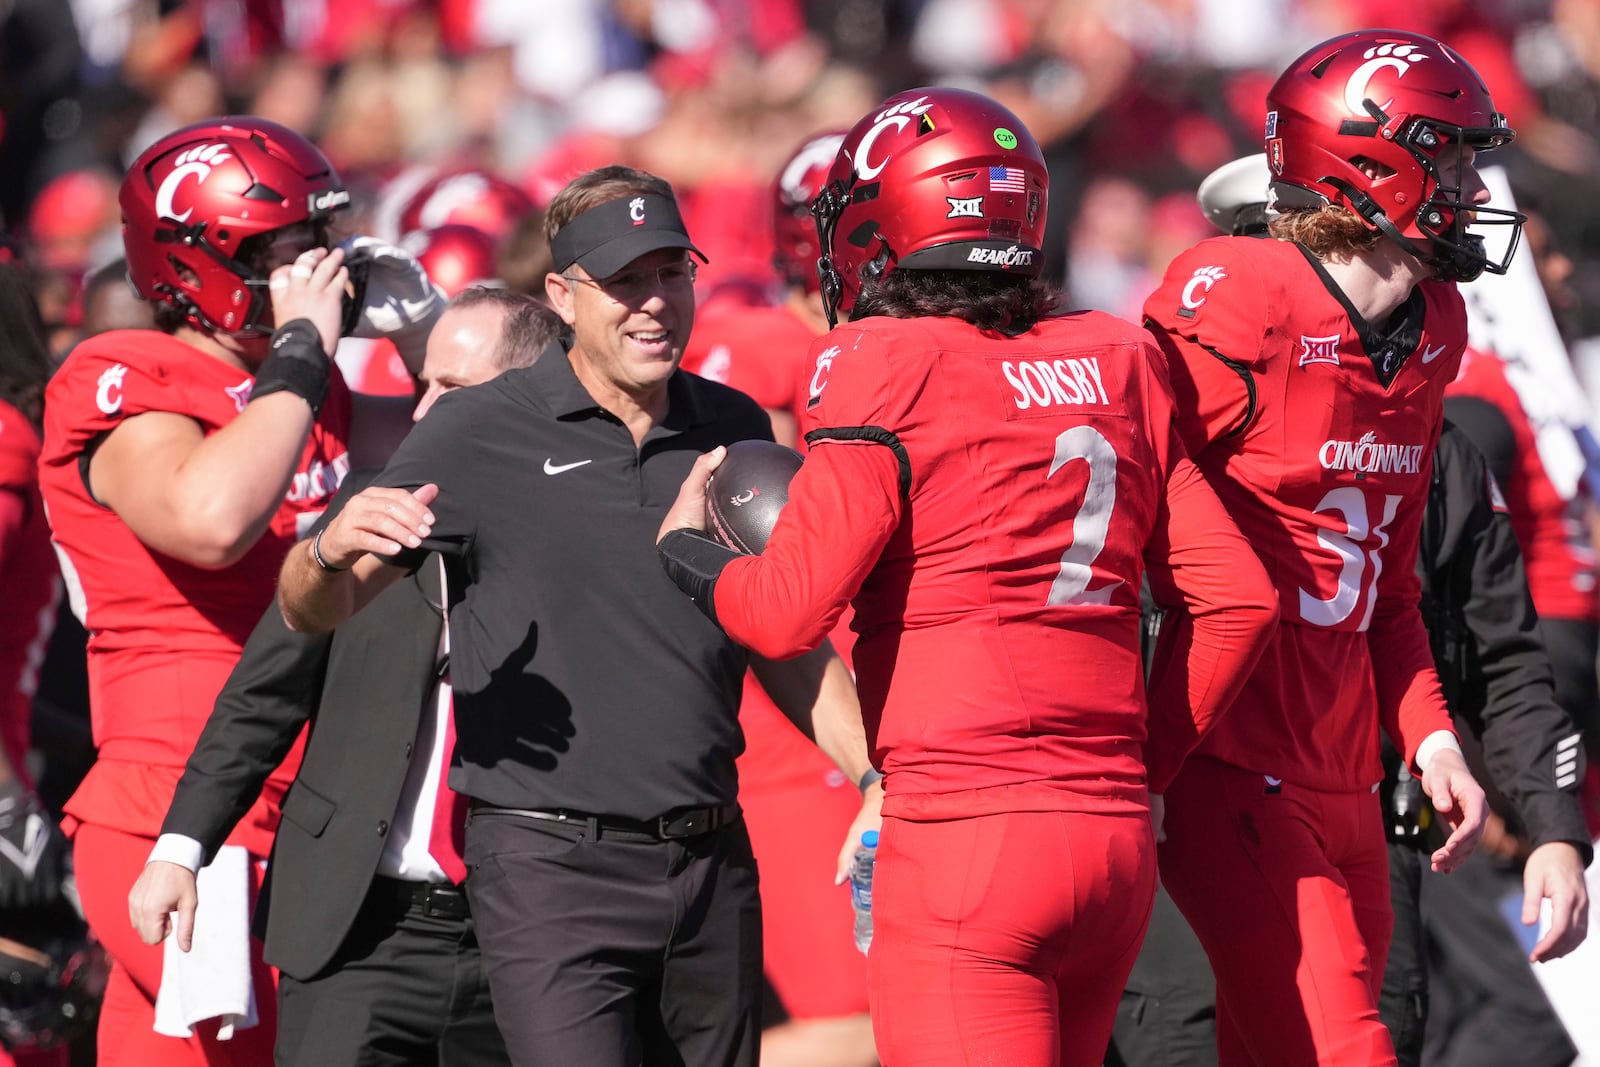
1348, 101, 1524, 283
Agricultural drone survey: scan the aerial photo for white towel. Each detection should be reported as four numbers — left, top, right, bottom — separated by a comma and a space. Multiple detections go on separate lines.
152, 844, 259, 1039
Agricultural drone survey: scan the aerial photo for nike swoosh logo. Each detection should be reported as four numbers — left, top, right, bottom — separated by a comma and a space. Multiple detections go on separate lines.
1264, 775, 1283, 787
543, 459, 593, 475
1420, 343, 1447, 364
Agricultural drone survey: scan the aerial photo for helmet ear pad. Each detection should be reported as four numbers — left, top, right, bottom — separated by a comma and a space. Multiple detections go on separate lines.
120, 116, 351, 336
814, 87, 1048, 325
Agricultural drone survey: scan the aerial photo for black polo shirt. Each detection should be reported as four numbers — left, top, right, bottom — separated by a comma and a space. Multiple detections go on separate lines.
375, 341, 773, 818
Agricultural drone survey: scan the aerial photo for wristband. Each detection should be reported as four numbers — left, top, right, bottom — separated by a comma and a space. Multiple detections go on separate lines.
250, 319, 332, 415
858, 768, 884, 793
311, 528, 345, 573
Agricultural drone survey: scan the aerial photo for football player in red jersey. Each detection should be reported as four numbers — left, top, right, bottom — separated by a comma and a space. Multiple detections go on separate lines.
681, 130, 878, 1067
1142, 29, 1505, 1067
656, 88, 1279, 1067
37, 117, 437, 1067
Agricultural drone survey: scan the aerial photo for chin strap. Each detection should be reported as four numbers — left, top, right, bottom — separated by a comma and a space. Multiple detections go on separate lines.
1320, 175, 1480, 282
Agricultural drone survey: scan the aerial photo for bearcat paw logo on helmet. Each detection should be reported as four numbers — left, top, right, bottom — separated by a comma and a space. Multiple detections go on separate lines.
155, 144, 233, 224
1345, 44, 1427, 114
854, 95, 934, 181
174, 143, 234, 168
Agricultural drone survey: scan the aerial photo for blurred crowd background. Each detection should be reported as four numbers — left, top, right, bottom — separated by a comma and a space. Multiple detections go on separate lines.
3, 0, 1598, 369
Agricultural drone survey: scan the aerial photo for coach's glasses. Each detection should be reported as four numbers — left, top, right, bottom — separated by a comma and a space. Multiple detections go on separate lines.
561, 258, 698, 304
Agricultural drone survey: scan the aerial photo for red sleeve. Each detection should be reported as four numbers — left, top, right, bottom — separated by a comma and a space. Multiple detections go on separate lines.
1367, 441, 1457, 767
1143, 444, 1279, 792
1143, 238, 1270, 455
715, 326, 905, 657
716, 443, 902, 658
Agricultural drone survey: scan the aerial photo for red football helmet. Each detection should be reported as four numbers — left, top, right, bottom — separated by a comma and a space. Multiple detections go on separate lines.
772, 130, 847, 293
1266, 29, 1523, 282
404, 224, 501, 297
398, 169, 532, 241
812, 87, 1048, 327
120, 117, 350, 336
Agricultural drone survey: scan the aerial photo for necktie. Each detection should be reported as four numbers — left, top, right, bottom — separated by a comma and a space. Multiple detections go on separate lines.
426, 560, 468, 884
427, 692, 468, 884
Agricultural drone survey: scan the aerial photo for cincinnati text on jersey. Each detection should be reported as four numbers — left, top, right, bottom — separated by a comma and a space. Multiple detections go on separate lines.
1318, 432, 1425, 475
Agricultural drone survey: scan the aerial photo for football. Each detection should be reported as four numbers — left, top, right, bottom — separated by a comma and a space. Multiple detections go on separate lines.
704, 440, 804, 554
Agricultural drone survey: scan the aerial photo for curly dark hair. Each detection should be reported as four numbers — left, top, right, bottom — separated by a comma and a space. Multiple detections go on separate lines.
0, 262, 54, 428
851, 269, 1059, 335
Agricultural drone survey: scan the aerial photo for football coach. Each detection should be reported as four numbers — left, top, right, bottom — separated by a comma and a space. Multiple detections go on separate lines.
274, 164, 880, 1067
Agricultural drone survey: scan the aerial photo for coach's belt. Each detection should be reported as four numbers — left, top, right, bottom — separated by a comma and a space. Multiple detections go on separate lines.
372, 876, 470, 920
470, 803, 740, 840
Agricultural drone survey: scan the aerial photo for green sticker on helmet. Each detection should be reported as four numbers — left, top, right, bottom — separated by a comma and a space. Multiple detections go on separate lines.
993, 128, 1018, 150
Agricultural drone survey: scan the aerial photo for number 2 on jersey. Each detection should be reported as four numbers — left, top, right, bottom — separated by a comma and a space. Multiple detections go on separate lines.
1299, 487, 1402, 630
1046, 425, 1120, 607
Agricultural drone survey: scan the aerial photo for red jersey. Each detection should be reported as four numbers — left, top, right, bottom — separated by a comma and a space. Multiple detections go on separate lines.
1145, 235, 1462, 790
1449, 346, 1598, 623
681, 303, 815, 444
716, 313, 1274, 820
0, 401, 58, 782
39, 329, 351, 849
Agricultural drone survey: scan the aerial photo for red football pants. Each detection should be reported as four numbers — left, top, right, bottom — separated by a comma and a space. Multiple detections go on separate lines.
868, 810, 1155, 1067
1160, 757, 1396, 1067
72, 823, 278, 1067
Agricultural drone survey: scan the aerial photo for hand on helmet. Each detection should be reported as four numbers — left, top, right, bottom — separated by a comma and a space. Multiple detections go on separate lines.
0, 778, 67, 912
269, 247, 348, 355
337, 235, 444, 375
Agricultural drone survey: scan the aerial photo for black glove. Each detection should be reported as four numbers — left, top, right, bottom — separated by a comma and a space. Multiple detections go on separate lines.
0, 778, 66, 911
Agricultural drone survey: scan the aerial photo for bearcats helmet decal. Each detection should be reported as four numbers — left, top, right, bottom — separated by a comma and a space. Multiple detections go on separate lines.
812, 87, 1048, 326
120, 116, 350, 336
1266, 29, 1523, 281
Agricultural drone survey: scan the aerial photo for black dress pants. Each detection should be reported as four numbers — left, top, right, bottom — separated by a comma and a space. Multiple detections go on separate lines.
463, 808, 762, 1067
274, 877, 507, 1067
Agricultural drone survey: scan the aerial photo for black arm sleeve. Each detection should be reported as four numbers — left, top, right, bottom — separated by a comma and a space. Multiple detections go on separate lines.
1428, 427, 1592, 862
159, 472, 376, 859
657, 528, 740, 625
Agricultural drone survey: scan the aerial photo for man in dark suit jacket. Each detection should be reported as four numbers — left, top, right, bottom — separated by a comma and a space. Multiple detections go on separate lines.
127, 288, 559, 1065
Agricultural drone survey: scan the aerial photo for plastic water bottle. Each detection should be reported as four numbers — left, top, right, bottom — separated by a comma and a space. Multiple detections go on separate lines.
849, 830, 878, 955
